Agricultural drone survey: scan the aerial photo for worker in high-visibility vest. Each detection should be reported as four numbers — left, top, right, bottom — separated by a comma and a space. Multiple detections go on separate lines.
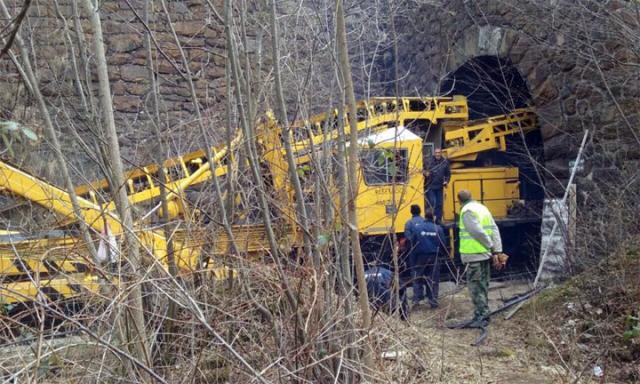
457, 189, 502, 328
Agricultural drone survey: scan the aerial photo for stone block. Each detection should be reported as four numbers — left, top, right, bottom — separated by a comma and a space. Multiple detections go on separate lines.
532, 77, 558, 106
462, 27, 479, 58
544, 132, 574, 158
109, 53, 131, 66
204, 26, 222, 39
539, 121, 560, 142
189, 49, 209, 62
499, 29, 518, 56
576, 100, 589, 116
573, 81, 596, 99
546, 158, 571, 180
508, 34, 531, 64
127, 83, 150, 96
563, 96, 576, 116
173, 21, 205, 36
113, 95, 141, 113
613, 47, 636, 63
536, 103, 564, 138
157, 60, 178, 74
595, 105, 620, 126
100, 2, 119, 12
112, 80, 127, 95
108, 33, 142, 53
209, 77, 226, 89
107, 65, 120, 81
103, 20, 135, 34
477, 25, 503, 56
205, 65, 225, 79
205, 38, 226, 49
121, 65, 149, 82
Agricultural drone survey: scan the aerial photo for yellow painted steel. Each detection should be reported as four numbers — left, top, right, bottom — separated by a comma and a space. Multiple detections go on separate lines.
72, 131, 244, 219
0, 160, 201, 273
0, 274, 102, 305
355, 129, 425, 235
0, 160, 122, 233
290, 96, 468, 166
444, 109, 536, 161
69, 96, 467, 222
0, 96, 540, 305
442, 167, 520, 222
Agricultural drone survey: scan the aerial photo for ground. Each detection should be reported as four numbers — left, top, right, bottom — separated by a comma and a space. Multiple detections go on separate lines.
371, 280, 601, 384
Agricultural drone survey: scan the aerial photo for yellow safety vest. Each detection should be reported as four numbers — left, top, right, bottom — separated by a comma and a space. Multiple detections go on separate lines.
458, 201, 494, 254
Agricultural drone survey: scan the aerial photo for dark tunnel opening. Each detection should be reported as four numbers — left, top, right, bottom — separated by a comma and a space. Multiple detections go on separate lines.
441, 56, 530, 119
441, 56, 545, 202
441, 56, 546, 276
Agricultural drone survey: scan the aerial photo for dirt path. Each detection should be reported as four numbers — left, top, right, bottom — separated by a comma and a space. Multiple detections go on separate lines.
372, 281, 575, 383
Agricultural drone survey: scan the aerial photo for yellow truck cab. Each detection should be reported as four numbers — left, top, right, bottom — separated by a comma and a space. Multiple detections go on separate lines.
356, 126, 424, 236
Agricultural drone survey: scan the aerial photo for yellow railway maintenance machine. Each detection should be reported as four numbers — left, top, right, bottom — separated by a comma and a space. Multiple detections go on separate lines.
347, 107, 538, 263
0, 95, 538, 307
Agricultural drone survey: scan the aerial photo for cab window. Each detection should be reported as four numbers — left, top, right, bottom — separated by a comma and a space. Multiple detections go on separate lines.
360, 148, 408, 185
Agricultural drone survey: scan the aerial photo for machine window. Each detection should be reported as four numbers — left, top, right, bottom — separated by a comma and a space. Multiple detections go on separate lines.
360, 149, 408, 185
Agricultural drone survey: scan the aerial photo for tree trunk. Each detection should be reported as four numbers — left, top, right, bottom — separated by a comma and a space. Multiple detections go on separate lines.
335, 0, 374, 371
82, 0, 151, 372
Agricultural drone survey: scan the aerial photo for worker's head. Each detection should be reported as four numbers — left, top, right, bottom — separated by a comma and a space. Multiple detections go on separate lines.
457, 189, 472, 204
434, 148, 443, 159
410, 204, 421, 216
424, 207, 435, 221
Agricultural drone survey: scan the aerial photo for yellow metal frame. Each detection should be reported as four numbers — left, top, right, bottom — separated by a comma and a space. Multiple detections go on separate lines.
0, 96, 541, 304
444, 108, 536, 162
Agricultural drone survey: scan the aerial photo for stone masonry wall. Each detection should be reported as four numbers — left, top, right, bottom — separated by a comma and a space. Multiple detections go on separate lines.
1, 0, 638, 236
394, 0, 640, 198
0, 0, 228, 176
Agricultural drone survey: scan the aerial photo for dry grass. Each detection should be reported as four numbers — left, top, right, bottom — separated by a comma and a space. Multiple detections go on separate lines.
523, 241, 640, 383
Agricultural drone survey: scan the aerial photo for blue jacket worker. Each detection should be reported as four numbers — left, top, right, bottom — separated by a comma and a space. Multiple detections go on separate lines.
364, 265, 409, 321
404, 205, 445, 308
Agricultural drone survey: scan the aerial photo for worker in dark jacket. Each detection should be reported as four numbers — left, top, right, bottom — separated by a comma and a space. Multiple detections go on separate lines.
425, 148, 451, 223
405, 207, 445, 308
364, 264, 409, 320
404, 204, 425, 243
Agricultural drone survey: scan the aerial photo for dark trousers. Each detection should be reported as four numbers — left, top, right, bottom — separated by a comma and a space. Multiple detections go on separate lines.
410, 252, 440, 306
426, 188, 444, 222
467, 259, 490, 320
367, 280, 409, 320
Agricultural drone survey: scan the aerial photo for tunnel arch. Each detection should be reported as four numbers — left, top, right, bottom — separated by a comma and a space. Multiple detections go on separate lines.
440, 54, 546, 273
441, 54, 545, 202
441, 55, 530, 119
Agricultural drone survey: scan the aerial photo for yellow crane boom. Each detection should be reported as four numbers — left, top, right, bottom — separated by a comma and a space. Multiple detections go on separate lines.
444, 108, 537, 162
69, 96, 468, 217
0, 160, 202, 273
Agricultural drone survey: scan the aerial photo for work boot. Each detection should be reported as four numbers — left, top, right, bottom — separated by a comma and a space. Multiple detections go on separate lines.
467, 317, 489, 328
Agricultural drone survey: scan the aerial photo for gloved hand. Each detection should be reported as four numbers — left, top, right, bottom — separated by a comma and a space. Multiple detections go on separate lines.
491, 253, 509, 270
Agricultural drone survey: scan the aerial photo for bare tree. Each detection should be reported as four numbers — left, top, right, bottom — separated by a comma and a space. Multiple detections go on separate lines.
82, 0, 151, 372
336, 0, 375, 372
